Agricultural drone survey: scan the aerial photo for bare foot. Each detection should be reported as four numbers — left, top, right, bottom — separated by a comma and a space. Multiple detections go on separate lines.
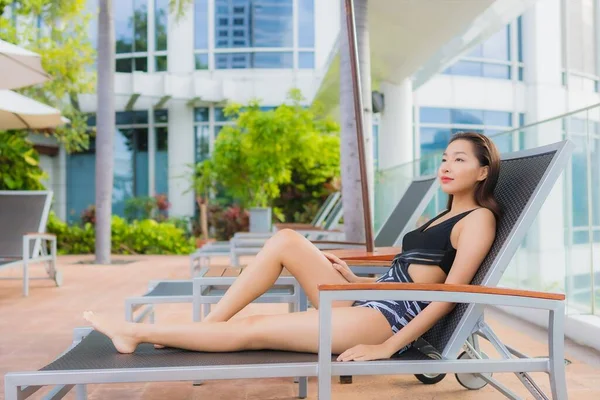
83, 311, 139, 354
154, 344, 165, 349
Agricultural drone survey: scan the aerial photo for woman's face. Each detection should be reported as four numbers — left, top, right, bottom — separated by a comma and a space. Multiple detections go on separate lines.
438, 139, 488, 195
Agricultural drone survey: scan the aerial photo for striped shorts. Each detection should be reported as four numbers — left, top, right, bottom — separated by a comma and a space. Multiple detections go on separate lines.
353, 250, 440, 353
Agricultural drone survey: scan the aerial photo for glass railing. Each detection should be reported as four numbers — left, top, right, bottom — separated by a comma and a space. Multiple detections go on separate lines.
374, 103, 600, 316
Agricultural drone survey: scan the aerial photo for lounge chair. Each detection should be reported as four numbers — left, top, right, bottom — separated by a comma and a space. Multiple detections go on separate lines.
125, 176, 438, 323
193, 175, 438, 272
0, 190, 61, 297
189, 192, 343, 266
4, 140, 573, 400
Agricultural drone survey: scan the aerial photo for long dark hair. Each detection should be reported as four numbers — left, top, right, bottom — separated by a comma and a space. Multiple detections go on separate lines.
445, 132, 502, 220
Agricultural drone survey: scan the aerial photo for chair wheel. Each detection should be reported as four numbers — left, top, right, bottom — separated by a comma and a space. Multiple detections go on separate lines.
54, 270, 63, 287
455, 351, 490, 390
414, 345, 446, 384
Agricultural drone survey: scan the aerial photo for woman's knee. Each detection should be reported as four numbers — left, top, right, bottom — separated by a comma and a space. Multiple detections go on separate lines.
235, 315, 269, 349
267, 229, 305, 249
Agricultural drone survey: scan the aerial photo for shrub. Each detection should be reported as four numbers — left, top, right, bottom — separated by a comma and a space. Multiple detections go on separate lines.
0, 131, 47, 190
47, 213, 195, 255
206, 204, 249, 241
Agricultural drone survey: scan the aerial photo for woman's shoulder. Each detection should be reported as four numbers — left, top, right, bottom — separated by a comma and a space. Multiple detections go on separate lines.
462, 207, 496, 229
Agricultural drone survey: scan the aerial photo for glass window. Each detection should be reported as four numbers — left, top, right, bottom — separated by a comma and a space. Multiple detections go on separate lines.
420, 108, 451, 124
214, 0, 293, 48
195, 53, 209, 70
134, 110, 149, 124
591, 138, 600, 227
253, 52, 293, 68
214, 125, 226, 137
420, 128, 451, 154
517, 16, 523, 62
298, 0, 315, 48
155, 127, 169, 196
299, 51, 314, 69
87, 114, 97, 126
113, 128, 137, 216
116, 58, 133, 73
133, 0, 148, 52
115, 1, 134, 53
482, 26, 510, 61
489, 130, 513, 153
155, 0, 169, 51
451, 109, 484, 125
154, 109, 168, 123
215, 53, 250, 69
116, 111, 134, 125
444, 61, 483, 77
66, 145, 96, 224
155, 55, 167, 71
482, 64, 510, 79
195, 125, 211, 162
134, 57, 148, 72
195, 0, 209, 49
194, 107, 209, 122
214, 107, 233, 122
572, 136, 589, 227
484, 110, 512, 126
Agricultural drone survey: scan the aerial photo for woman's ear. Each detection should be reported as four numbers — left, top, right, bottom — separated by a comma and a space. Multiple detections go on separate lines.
477, 166, 489, 182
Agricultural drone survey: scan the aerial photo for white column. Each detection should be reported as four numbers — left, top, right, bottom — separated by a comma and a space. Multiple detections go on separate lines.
168, 104, 195, 217
520, 0, 567, 290
167, 2, 194, 74
378, 79, 414, 171
167, 4, 195, 217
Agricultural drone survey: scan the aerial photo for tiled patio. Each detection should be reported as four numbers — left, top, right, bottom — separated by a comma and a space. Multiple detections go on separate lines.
1, 255, 600, 399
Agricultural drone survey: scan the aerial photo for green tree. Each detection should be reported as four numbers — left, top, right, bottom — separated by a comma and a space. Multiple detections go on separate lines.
0, 0, 96, 153
208, 89, 341, 211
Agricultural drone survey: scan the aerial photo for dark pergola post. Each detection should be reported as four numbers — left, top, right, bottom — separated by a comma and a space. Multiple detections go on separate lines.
344, 0, 374, 252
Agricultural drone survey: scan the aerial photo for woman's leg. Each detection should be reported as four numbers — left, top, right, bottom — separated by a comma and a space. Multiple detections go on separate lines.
204, 229, 351, 323
84, 306, 393, 354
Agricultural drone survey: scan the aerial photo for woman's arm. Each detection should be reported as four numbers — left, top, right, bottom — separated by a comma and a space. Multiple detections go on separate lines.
338, 208, 496, 361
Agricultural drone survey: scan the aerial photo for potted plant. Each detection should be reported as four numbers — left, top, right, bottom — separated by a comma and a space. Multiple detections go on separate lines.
209, 89, 341, 233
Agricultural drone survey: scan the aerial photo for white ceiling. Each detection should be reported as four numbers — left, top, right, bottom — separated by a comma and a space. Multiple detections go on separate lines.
316, 0, 540, 111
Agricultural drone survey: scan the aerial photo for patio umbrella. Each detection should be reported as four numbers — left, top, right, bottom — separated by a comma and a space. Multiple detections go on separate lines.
0, 89, 67, 130
0, 39, 50, 90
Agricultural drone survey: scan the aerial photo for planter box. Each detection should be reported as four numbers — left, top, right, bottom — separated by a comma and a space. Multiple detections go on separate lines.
249, 207, 272, 233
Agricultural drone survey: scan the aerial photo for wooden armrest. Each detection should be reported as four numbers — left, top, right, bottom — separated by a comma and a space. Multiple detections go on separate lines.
318, 283, 565, 301
311, 240, 366, 246
275, 223, 323, 230
25, 233, 56, 239
331, 247, 401, 261
345, 260, 391, 267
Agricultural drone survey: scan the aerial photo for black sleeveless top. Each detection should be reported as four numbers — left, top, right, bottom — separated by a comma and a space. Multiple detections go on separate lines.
400, 208, 479, 275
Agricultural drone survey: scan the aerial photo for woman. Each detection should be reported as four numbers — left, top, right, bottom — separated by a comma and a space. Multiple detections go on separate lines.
84, 132, 500, 362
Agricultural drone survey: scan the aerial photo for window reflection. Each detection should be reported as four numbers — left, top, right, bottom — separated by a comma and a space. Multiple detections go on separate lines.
66, 110, 169, 222
210, 0, 310, 70
444, 23, 519, 80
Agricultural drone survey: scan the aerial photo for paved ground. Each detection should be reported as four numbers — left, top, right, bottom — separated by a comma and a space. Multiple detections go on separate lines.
1, 255, 600, 399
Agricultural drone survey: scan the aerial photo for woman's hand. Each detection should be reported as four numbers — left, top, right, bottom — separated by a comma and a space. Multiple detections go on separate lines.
322, 251, 360, 283
337, 344, 394, 362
